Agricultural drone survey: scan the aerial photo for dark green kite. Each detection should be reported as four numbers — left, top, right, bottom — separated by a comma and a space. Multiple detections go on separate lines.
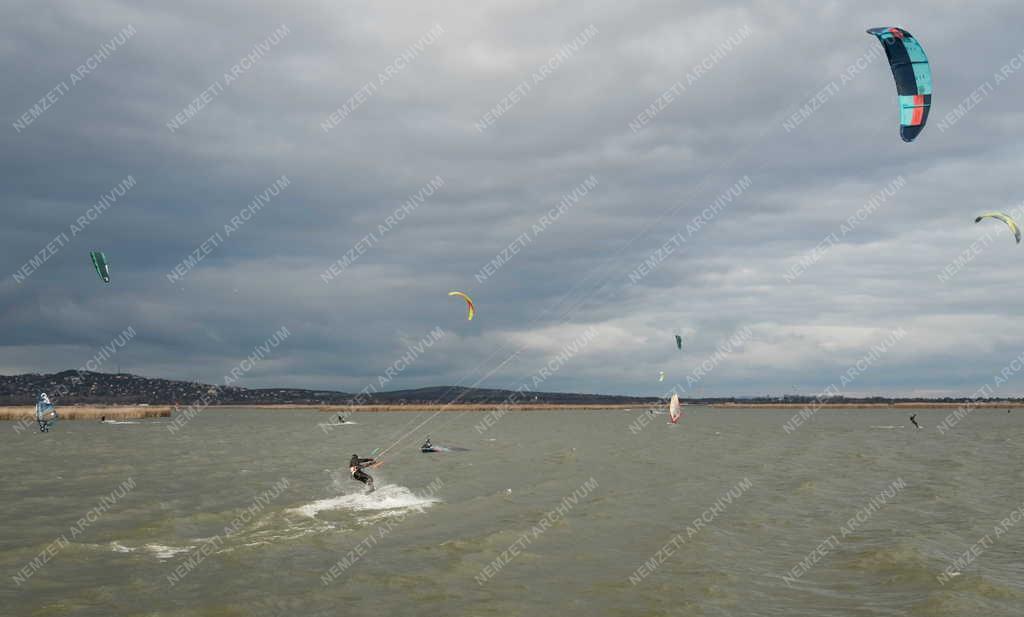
90, 251, 110, 283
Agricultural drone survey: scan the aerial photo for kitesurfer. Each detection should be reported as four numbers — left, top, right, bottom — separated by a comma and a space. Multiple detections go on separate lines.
349, 454, 375, 490
100, 415, 106, 422
421, 436, 433, 452
910, 414, 920, 429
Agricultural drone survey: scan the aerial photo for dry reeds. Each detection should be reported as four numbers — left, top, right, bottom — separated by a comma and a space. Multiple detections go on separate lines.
0, 405, 172, 421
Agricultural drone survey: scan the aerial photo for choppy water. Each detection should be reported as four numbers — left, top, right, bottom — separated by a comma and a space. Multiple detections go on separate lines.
2, 407, 1023, 616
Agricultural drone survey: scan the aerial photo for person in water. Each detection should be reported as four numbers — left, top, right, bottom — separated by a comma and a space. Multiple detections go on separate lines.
349, 454, 375, 490
909, 414, 920, 429
421, 435, 433, 451
100, 415, 106, 422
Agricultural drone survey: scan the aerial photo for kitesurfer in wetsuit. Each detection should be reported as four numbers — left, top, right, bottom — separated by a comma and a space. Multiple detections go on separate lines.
100, 415, 106, 422
349, 454, 375, 490
909, 414, 920, 429
421, 436, 433, 451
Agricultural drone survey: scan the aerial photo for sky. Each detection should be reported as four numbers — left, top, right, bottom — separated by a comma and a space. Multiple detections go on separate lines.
3, 0, 1024, 398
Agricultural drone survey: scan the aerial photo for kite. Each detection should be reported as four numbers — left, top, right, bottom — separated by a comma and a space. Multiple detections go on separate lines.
975, 212, 1021, 244
90, 251, 110, 283
448, 291, 475, 320
866, 27, 932, 143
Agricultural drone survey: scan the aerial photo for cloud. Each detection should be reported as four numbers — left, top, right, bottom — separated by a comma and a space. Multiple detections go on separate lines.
5, 1, 1024, 397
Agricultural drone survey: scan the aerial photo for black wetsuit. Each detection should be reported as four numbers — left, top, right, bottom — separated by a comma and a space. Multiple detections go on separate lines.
910, 414, 920, 429
349, 455, 375, 486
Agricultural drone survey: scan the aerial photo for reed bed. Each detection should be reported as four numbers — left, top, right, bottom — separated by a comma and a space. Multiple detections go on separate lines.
0, 405, 172, 420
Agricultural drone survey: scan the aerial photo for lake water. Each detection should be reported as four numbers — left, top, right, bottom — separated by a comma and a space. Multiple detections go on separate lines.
2, 406, 1023, 616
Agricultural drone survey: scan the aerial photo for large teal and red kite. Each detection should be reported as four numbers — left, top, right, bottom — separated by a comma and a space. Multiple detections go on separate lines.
867, 27, 932, 143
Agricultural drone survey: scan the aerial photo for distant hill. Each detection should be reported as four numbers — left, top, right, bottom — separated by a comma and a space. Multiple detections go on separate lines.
4, 371, 1017, 407
0, 371, 661, 406
365, 385, 657, 405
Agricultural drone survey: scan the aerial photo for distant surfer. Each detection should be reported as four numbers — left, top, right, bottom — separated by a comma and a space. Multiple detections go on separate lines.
36, 393, 57, 432
421, 436, 434, 452
909, 414, 920, 429
349, 454, 375, 491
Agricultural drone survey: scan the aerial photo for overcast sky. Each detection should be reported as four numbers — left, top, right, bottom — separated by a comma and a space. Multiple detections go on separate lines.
4, 0, 1024, 398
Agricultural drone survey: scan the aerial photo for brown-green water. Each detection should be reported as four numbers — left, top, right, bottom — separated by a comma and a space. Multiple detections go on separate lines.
2, 407, 1023, 616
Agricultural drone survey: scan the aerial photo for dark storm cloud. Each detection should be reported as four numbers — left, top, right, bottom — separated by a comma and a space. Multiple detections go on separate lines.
4, 1, 1024, 397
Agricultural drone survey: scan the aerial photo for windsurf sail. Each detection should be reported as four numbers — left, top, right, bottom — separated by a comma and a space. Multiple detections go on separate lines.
658, 371, 665, 382
668, 393, 682, 424
90, 251, 110, 283
36, 392, 58, 432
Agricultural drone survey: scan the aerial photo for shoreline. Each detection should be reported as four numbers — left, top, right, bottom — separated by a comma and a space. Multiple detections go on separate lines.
4, 401, 1021, 421
0, 405, 173, 421
711, 402, 1024, 409
0, 403, 648, 420
237, 403, 648, 412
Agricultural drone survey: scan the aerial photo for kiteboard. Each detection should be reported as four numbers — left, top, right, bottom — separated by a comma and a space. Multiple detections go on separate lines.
421, 445, 469, 453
